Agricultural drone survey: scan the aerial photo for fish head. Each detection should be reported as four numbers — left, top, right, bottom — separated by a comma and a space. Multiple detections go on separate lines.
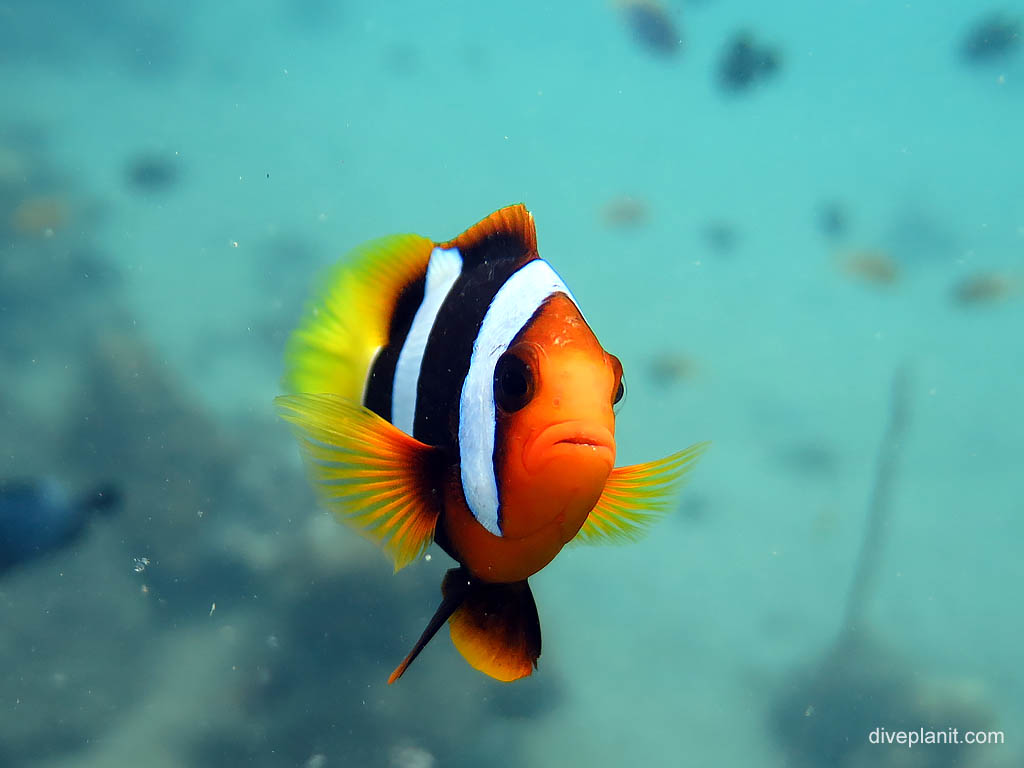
493, 294, 621, 542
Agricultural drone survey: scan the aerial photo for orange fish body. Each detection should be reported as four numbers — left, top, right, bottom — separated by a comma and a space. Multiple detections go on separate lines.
276, 205, 706, 682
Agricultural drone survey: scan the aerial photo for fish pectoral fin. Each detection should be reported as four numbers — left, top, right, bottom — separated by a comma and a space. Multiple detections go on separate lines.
275, 393, 444, 571
572, 441, 710, 545
446, 572, 541, 683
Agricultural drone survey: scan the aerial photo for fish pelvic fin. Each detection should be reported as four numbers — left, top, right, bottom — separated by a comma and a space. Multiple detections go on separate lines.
388, 566, 473, 684
445, 572, 541, 683
572, 441, 709, 545
283, 233, 434, 400
275, 393, 444, 571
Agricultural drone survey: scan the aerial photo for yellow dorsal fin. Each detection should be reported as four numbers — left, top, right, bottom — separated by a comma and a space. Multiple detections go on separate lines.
275, 393, 443, 570
572, 442, 710, 545
440, 203, 537, 256
284, 233, 434, 399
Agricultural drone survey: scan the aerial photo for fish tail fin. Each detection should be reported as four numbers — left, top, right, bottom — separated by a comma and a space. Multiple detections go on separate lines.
388, 568, 542, 684
284, 233, 434, 400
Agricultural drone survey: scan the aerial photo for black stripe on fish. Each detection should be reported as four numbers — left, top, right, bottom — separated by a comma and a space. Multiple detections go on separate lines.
414, 235, 536, 451
364, 274, 427, 422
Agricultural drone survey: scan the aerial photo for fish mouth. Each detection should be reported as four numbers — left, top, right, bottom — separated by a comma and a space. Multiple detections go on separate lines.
555, 435, 608, 448
524, 421, 616, 473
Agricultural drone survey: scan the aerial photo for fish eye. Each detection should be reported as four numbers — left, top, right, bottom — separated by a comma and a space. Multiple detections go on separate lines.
494, 351, 535, 413
609, 353, 625, 411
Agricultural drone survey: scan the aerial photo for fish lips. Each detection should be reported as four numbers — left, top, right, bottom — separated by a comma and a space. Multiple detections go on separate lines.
523, 421, 616, 475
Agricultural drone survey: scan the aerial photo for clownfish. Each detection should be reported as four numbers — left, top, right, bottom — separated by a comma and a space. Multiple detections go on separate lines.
276, 205, 707, 683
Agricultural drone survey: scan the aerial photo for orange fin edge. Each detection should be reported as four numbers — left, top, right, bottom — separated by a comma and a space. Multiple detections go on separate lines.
439, 204, 537, 257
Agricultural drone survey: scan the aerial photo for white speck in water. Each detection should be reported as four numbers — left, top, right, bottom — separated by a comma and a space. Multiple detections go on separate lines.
209, 603, 216, 617
424, 553, 431, 562
133, 557, 150, 573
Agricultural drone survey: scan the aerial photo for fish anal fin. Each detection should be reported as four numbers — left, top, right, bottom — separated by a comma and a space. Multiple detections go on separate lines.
573, 441, 710, 545
275, 393, 444, 570
440, 204, 537, 260
444, 572, 541, 683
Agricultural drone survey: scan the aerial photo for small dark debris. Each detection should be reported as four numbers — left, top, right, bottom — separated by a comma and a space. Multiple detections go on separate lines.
773, 441, 839, 477
817, 201, 848, 241
462, 43, 490, 75
960, 12, 1020, 63
677, 492, 709, 523
648, 353, 698, 386
601, 195, 649, 228
382, 43, 420, 76
622, 0, 681, 56
718, 31, 781, 92
125, 153, 178, 192
951, 272, 1018, 306
701, 220, 739, 254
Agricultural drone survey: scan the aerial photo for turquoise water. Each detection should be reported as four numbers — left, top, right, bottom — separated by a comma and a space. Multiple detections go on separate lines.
2, 1, 1021, 766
